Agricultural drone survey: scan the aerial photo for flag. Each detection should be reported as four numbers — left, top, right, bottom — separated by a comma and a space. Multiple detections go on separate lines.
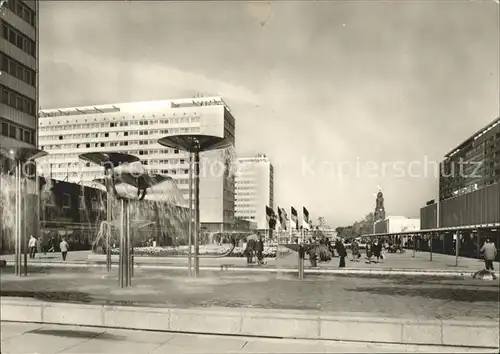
266, 206, 277, 230
278, 207, 287, 231
291, 206, 299, 230
302, 207, 311, 230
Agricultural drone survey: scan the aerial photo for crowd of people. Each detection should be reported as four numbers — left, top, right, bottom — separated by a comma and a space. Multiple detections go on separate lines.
27, 235, 69, 261
303, 237, 391, 268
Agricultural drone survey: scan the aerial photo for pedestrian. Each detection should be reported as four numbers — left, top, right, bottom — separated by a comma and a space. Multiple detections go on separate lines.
373, 239, 382, 263
480, 239, 497, 271
28, 235, 37, 259
366, 241, 373, 263
244, 239, 255, 264
48, 236, 55, 253
36, 237, 42, 258
60, 238, 69, 261
335, 239, 347, 268
256, 235, 265, 265
351, 239, 360, 262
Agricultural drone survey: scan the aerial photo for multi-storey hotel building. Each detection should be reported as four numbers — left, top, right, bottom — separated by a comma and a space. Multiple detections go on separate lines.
234, 154, 274, 230
37, 97, 236, 231
440, 117, 500, 201
0, 0, 38, 171
421, 116, 500, 229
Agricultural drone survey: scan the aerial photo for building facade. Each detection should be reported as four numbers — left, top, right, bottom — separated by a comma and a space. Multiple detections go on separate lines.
421, 117, 500, 229
440, 117, 500, 201
37, 97, 236, 231
374, 216, 420, 234
0, 0, 38, 171
374, 191, 386, 222
234, 154, 274, 230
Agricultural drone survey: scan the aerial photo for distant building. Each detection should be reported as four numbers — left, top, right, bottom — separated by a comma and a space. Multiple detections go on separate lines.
440, 116, 500, 201
234, 154, 274, 230
374, 216, 420, 234
37, 97, 235, 232
0, 0, 39, 172
374, 190, 386, 221
421, 117, 500, 229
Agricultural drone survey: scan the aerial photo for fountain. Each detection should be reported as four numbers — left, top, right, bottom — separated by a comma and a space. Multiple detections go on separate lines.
158, 134, 233, 277
0, 147, 47, 275
79, 152, 170, 288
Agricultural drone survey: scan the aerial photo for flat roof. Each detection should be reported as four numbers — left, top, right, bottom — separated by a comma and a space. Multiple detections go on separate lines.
444, 116, 500, 158
361, 223, 500, 237
39, 97, 229, 118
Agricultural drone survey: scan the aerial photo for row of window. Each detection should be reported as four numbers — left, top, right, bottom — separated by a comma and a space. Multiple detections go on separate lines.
1, 21, 36, 58
236, 181, 256, 185
48, 172, 193, 184
0, 117, 35, 144
0, 84, 36, 116
0, 53, 36, 87
236, 186, 257, 191
235, 204, 258, 208
39, 127, 201, 141
3, 0, 36, 28
47, 158, 190, 170
237, 216, 256, 220
39, 150, 183, 161
40, 115, 201, 128
41, 142, 184, 153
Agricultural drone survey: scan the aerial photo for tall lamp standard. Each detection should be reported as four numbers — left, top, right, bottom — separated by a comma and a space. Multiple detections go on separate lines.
157, 135, 232, 277
79, 152, 171, 287
7, 147, 47, 276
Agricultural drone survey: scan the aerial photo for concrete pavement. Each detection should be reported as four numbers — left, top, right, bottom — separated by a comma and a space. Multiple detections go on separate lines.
2, 250, 498, 277
1, 322, 496, 353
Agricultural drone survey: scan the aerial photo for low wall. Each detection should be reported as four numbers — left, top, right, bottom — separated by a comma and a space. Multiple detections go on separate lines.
1, 297, 498, 348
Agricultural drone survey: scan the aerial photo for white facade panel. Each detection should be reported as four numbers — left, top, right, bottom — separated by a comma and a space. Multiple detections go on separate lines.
386, 216, 421, 234
234, 155, 274, 230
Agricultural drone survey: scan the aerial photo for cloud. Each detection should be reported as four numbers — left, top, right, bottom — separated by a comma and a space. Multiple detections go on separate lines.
40, 49, 261, 108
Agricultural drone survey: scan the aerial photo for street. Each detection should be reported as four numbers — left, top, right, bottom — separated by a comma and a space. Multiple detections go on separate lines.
1, 322, 496, 353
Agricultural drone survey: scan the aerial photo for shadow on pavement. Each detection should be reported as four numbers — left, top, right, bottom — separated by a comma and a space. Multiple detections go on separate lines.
28, 328, 124, 341
0, 290, 93, 303
346, 286, 500, 302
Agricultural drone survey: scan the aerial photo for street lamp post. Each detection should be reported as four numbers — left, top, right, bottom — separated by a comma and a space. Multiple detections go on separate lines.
6, 148, 47, 277
158, 134, 232, 277
187, 152, 193, 276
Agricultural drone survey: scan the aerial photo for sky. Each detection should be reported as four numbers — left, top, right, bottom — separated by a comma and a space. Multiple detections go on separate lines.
39, 1, 499, 227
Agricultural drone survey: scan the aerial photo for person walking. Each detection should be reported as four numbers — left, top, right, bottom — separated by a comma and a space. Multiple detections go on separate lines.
351, 239, 360, 262
375, 239, 383, 263
48, 236, 55, 253
335, 239, 347, 268
480, 239, 497, 272
59, 238, 69, 261
28, 235, 37, 259
255, 236, 265, 265
36, 237, 43, 258
366, 241, 373, 263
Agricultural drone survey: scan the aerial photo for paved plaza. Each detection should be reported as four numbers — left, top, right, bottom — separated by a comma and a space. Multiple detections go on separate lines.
1, 266, 498, 320
2, 322, 495, 354
1, 249, 498, 274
